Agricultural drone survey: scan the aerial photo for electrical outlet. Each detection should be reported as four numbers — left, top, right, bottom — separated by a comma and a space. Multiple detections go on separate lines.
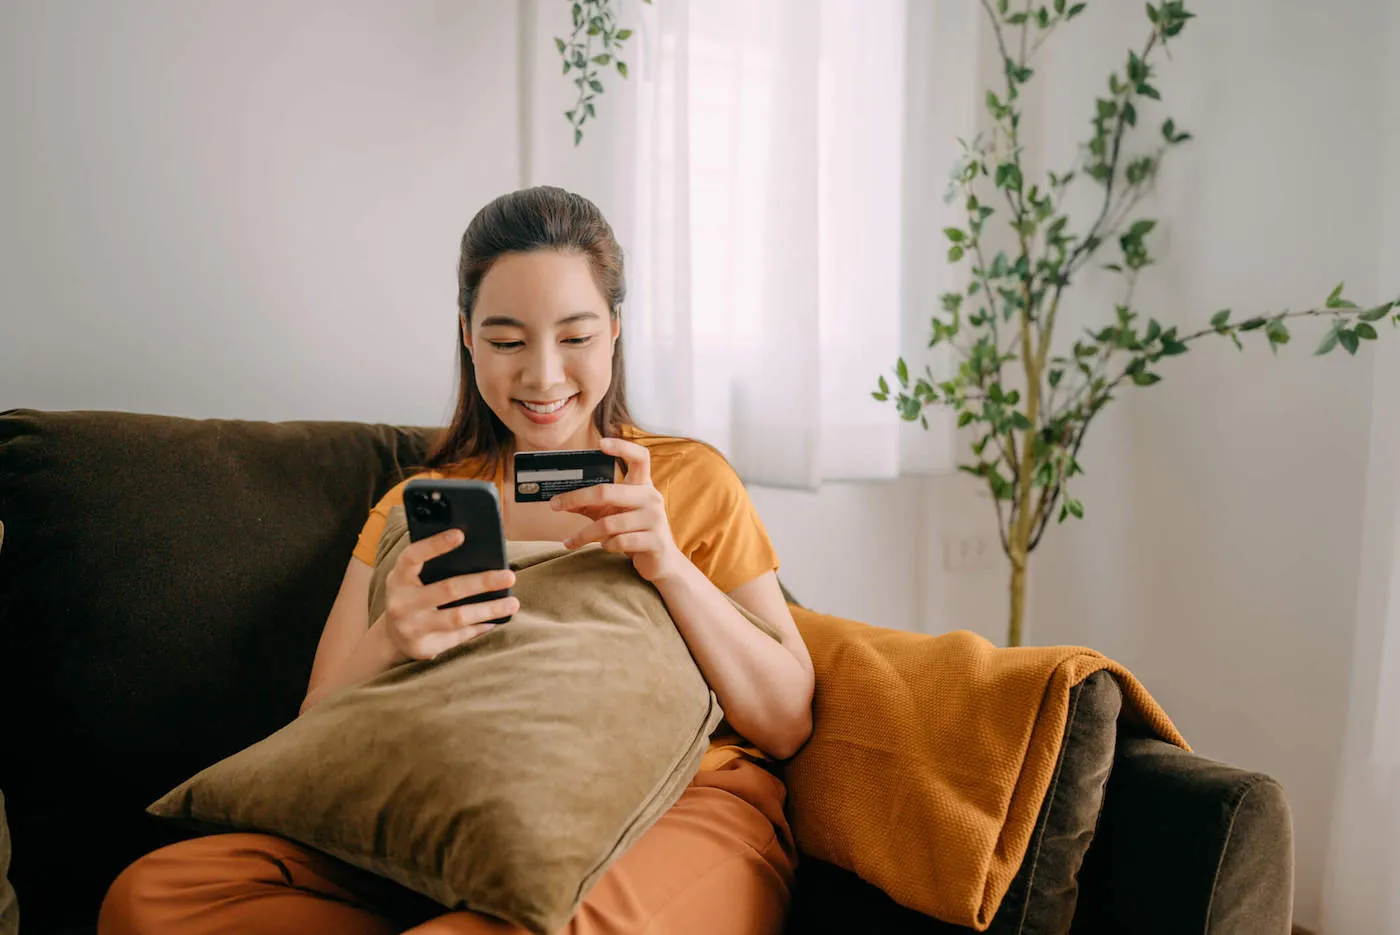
941, 533, 997, 572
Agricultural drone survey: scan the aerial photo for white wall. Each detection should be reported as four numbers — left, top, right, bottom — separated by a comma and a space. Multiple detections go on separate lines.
1024, 2, 1394, 928
0, 0, 521, 426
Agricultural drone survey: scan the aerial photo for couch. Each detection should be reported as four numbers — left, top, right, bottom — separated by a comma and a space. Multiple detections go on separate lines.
0, 409, 1295, 934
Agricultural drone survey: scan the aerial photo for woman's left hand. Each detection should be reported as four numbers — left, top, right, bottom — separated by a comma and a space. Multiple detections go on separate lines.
552, 437, 686, 583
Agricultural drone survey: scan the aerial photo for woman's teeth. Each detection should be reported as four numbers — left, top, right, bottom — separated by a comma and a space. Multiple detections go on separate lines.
519, 397, 572, 413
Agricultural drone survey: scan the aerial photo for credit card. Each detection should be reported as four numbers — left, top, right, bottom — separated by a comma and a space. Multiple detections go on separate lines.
513, 449, 621, 502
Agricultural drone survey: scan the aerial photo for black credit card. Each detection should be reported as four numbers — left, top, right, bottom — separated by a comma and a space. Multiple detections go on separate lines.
513, 449, 621, 502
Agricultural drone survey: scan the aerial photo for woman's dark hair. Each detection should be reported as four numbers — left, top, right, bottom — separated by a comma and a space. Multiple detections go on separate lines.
422, 186, 634, 474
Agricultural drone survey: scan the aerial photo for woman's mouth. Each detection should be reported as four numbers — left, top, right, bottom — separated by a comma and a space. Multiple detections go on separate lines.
514, 394, 577, 425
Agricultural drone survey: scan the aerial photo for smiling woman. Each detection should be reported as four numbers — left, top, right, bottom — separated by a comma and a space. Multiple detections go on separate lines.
97, 186, 815, 935
465, 251, 620, 449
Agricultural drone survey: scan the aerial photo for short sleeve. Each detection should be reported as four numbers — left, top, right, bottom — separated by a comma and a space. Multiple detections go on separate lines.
351, 478, 413, 568
662, 444, 780, 594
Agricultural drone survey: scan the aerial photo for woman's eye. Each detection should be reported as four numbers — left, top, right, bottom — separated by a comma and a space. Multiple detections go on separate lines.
563, 336, 594, 346
488, 340, 524, 350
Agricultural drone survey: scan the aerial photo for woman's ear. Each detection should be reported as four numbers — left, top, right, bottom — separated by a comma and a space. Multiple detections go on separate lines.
611, 307, 621, 346
460, 313, 474, 358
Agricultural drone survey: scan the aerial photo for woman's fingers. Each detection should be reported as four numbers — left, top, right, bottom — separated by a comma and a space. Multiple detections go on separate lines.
419, 568, 516, 613
565, 511, 650, 549
600, 532, 651, 555
393, 527, 465, 583
549, 481, 648, 516
599, 436, 652, 486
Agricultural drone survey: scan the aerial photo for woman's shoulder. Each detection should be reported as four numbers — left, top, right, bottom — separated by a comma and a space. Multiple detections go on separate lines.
621, 426, 740, 491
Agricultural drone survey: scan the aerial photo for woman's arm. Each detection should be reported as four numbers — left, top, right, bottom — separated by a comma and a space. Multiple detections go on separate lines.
556, 437, 815, 760
652, 565, 814, 759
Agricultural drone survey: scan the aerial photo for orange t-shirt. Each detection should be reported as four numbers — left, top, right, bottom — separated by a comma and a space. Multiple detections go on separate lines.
350, 426, 782, 769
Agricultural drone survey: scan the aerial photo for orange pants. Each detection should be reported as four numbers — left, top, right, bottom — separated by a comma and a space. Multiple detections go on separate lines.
98, 757, 796, 935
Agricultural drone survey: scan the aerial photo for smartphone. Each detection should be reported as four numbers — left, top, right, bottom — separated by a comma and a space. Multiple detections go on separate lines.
402, 479, 511, 621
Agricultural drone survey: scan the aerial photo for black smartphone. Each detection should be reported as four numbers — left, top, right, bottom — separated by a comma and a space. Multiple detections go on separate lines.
402, 479, 511, 621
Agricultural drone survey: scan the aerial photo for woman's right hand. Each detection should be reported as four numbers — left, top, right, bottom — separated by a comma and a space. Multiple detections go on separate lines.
380, 528, 519, 662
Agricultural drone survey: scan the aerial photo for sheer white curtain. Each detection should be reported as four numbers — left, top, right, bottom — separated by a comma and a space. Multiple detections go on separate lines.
1320, 16, 1400, 923
623, 0, 908, 488
524, 0, 928, 488
1320, 334, 1400, 933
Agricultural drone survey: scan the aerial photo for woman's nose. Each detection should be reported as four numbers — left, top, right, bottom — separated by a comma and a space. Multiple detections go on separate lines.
520, 344, 565, 389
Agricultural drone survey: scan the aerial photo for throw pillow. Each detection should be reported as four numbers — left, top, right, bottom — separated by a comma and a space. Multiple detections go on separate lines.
150, 530, 731, 935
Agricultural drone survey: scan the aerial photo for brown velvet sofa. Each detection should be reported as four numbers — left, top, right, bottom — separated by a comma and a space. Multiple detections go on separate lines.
0, 409, 1295, 934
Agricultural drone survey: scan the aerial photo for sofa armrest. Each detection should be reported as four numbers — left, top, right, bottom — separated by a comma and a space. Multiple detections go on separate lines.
1071, 734, 1293, 935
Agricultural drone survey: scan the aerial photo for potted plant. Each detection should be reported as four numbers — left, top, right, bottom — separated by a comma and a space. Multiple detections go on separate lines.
874, 0, 1399, 646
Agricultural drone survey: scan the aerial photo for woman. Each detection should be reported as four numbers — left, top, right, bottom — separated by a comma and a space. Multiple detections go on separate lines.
99, 186, 815, 935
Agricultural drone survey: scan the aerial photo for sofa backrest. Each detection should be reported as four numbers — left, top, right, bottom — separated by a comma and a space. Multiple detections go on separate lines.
0, 408, 435, 932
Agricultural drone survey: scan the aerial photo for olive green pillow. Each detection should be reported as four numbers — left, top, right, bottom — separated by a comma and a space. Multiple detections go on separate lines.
149, 515, 734, 935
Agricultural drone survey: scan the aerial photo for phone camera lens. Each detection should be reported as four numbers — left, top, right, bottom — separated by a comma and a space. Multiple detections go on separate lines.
408, 492, 449, 524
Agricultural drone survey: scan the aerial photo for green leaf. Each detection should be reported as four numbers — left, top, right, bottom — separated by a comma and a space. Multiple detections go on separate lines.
1123, 102, 1137, 127
555, 37, 567, 53
1338, 328, 1360, 355
958, 411, 975, 428
1049, 368, 1065, 388
871, 391, 887, 401
995, 162, 1023, 191
1136, 83, 1161, 100
1131, 371, 1162, 386
1067, 498, 1084, 519
1068, 3, 1086, 18
1127, 219, 1157, 238
944, 227, 966, 243
1359, 302, 1394, 322
948, 245, 965, 262
1316, 329, 1340, 356
593, 54, 612, 64
1238, 317, 1267, 332
1210, 309, 1231, 329
588, 79, 604, 93
616, 28, 633, 40
1356, 322, 1379, 340
574, 127, 583, 146
1326, 282, 1347, 308
878, 375, 890, 394
1096, 98, 1116, 120
1160, 339, 1188, 356
896, 357, 909, 387
617, 60, 628, 78
1054, 0, 1066, 13
1266, 319, 1290, 353
1011, 412, 1034, 431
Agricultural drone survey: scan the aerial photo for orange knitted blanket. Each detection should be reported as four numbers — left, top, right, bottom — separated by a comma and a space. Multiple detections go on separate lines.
783, 608, 1187, 930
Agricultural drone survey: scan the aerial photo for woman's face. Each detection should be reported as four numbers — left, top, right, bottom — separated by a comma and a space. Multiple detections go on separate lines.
463, 249, 620, 453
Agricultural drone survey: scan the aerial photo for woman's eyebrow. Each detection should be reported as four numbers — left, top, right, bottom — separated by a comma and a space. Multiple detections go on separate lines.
477, 311, 601, 328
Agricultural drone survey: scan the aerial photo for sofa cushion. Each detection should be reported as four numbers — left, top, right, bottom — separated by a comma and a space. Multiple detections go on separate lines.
783, 671, 1121, 934
0, 409, 436, 933
1, 788, 17, 935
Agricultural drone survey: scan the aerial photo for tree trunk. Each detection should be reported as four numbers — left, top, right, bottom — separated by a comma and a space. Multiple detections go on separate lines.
1008, 554, 1026, 647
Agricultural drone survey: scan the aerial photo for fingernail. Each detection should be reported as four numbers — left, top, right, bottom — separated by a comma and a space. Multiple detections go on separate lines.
562, 537, 573, 548
550, 499, 562, 511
